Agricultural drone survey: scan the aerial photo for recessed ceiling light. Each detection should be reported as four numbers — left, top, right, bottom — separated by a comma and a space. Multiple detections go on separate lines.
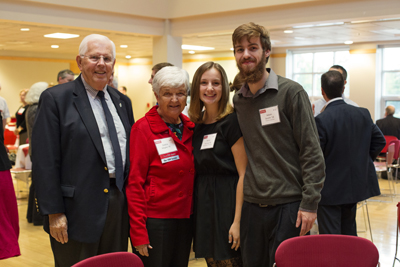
230, 48, 234, 51
316, 22, 344, 27
51, 45, 59, 48
284, 30, 293, 34
181, 45, 214, 51
120, 45, 128, 48
125, 55, 132, 59
293, 25, 314, 29
351, 20, 373, 24
344, 41, 353, 45
44, 33, 80, 39
188, 51, 195, 54
20, 28, 30, 31
294, 37, 306, 40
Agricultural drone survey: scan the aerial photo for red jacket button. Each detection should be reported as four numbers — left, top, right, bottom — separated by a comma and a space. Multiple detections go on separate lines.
179, 170, 184, 175
190, 168, 194, 174
179, 191, 183, 197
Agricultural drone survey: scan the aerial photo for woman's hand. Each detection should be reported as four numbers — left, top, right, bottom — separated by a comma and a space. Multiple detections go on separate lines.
135, 244, 153, 257
228, 221, 240, 250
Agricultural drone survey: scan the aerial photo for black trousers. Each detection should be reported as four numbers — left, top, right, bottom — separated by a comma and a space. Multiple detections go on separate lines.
50, 181, 129, 267
317, 203, 357, 235
240, 201, 302, 267
134, 217, 193, 267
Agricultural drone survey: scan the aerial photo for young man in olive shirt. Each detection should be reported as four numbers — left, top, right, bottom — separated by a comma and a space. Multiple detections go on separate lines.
232, 22, 325, 267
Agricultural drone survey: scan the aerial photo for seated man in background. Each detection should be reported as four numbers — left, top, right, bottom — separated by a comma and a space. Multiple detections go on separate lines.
315, 70, 385, 235
376, 105, 400, 139
313, 65, 358, 116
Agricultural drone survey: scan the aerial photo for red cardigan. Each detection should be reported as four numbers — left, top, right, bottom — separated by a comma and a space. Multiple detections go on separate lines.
126, 106, 195, 246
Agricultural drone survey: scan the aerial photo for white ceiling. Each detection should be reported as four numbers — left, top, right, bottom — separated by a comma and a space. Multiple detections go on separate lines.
0, 18, 400, 60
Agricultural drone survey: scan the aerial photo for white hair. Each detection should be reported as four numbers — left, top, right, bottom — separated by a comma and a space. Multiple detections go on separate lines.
152, 66, 190, 95
79, 34, 116, 59
25, 82, 48, 104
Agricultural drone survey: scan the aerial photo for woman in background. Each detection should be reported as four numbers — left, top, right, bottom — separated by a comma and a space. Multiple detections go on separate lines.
189, 62, 247, 267
0, 112, 20, 260
25, 82, 48, 225
14, 88, 29, 145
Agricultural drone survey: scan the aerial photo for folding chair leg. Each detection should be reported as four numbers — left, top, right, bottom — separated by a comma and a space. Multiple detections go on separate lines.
364, 201, 373, 243
394, 220, 399, 267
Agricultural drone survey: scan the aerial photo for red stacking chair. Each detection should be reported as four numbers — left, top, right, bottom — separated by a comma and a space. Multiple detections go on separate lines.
394, 202, 400, 267
71, 252, 144, 267
382, 136, 399, 154
273, 235, 380, 267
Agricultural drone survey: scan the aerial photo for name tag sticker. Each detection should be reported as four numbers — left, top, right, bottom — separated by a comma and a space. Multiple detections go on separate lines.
154, 137, 179, 164
200, 133, 217, 150
260, 106, 280, 126
17, 107, 25, 115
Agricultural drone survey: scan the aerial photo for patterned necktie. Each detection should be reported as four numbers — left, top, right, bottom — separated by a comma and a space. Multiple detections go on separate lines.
97, 90, 124, 192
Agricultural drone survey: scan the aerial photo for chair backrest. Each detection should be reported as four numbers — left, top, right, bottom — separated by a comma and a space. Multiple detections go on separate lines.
4, 128, 17, 145
382, 135, 398, 154
387, 143, 395, 166
274, 235, 379, 267
71, 252, 144, 267
391, 140, 400, 160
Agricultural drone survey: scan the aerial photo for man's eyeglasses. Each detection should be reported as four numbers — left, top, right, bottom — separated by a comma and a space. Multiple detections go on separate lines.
81, 55, 114, 64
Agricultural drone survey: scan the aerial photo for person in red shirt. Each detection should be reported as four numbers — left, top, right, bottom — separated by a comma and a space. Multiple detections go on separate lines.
126, 66, 195, 267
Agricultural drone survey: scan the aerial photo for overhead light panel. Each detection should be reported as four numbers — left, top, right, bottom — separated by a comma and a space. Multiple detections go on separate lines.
51, 45, 59, 48
188, 51, 195, 54
120, 45, 128, 48
44, 33, 80, 39
284, 30, 293, 33
125, 55, 132, 59
20, 28, 30, 31
344, 41, 353, 45
181, 45, 214, 51
351, 20, 373, 24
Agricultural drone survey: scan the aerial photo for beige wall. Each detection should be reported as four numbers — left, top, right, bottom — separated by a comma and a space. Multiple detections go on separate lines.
0, 46, 387, 122
0, 59, 69, 116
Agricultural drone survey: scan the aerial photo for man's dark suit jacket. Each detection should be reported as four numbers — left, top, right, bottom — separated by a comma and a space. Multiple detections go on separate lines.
315, 100, 385, 206
32, 75, 134, 243
376, 114, 400, 139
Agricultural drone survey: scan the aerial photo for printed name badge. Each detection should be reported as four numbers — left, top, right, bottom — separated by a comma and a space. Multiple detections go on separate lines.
259, 105, 280, 126
154, 137, 180, 164
200, 133, 217, 150
17, 107, 25, 115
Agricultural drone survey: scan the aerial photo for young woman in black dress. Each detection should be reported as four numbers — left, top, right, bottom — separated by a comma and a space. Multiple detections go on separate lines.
189, 62, 247, 267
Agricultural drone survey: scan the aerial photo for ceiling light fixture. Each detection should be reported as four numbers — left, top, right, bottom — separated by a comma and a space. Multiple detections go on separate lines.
181, 45, 214, 51
120, 45, 128, 48
284, 30, 293, 33
51, 45, 59, 48
230, 48, 234, 51
44, 33, 80, 39
125, 55, 132, 59
351, 20, 373, 24
20, 28, 30, 31
344, 41, 353, 45
188, 51, 195, 54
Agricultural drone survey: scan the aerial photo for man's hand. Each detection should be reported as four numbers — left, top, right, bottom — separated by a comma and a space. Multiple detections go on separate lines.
296, 210, 317, 236
135, 244, 153, 257
49, 213, 68, 244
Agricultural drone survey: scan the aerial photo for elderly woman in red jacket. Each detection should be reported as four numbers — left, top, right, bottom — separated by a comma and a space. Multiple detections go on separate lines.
126, 66, 195, 267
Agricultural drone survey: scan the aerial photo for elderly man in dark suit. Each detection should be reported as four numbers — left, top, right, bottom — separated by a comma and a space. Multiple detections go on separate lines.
32, 34, 134, 267
376, 105, 400, 139
315, 70, 385, 235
